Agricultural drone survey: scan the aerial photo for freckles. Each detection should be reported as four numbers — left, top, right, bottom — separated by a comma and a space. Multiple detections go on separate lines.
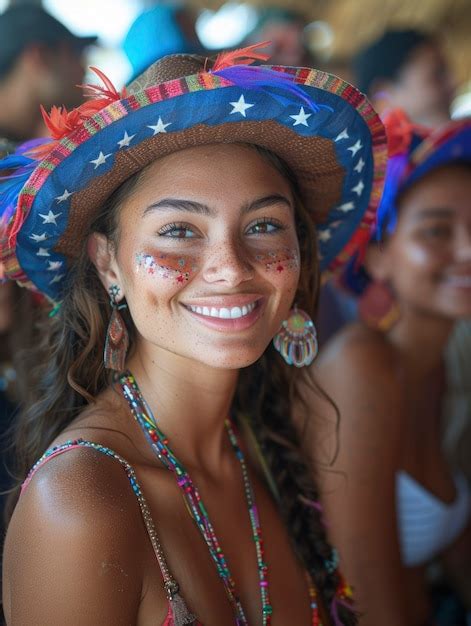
135, 251, 199, 284
254, 248, 300, 274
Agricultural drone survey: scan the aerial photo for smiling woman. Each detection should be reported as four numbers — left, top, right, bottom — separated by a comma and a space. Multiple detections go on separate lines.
308, 111, 471, 626
0, 45, 386, 626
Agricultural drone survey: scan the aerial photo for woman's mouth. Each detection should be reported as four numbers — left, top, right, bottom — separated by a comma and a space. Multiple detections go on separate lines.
182, 297, 264, 331
444, 275, 471, 288
186, 302, 257, 319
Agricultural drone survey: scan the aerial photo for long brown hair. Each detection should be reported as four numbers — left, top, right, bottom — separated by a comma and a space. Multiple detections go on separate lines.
8, 145, 356, 625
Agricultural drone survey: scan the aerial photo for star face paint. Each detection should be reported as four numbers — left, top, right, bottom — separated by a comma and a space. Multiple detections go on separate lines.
254, 248, 300, 274
135, 251, 198, 284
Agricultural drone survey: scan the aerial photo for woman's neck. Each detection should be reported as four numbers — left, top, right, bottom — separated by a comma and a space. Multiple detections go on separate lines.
387, 305, 455, 379
126, 344, 239, 473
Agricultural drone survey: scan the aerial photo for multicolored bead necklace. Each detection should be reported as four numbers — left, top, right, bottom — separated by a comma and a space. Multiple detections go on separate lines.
119, 371, 323, 625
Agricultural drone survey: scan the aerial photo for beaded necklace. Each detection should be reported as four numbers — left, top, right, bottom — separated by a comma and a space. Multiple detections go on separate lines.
119, 371, 323, 625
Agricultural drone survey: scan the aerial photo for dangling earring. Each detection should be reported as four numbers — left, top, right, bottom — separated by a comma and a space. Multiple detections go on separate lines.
273, 305, 318, 367
358, 280, 400, 332
104, 284, 129, 371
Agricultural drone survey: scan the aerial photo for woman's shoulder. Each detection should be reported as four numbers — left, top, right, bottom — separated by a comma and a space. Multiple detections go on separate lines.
3, 433, 152, 624
14, 435, 144, 535
317, 321, 397, 374
301, 322, 406, 459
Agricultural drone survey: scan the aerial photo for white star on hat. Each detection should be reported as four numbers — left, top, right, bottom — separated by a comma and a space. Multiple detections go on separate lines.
117, 131, 136, 148
39, 210, 61, 225
339, 202, 355, 212
90, 151, 112, 169
47, 261, 63, 271
335, 128, 349, 142
55, 189, 73, 203
290, 107, 312, 127
229, 95, 254, 117
29, 232, 48, 242
36, 247, 51, 257
49, 274, 65, 284
148, 117, 172, 135
347, 140, 363, 157
354, 157, 365, 173
318, 229, 332, 242
352, 180, 365, 196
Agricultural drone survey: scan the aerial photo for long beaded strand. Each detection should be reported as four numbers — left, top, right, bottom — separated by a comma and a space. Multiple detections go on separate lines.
119, 371, 324, 626
120, 372, 272, 624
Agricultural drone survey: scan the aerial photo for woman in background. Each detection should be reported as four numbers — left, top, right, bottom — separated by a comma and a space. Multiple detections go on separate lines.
307, 111, 471, 626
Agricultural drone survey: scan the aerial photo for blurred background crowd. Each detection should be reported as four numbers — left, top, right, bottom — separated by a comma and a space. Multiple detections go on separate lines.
0, 0, 470, 625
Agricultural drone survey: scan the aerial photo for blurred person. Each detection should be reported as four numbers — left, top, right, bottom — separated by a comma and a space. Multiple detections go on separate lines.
242, 7, 315, 67
0, 5, 96, 142
0, 44, 389, 625
353, 29, 455, 128
318, 29, 457, 345
304, 110, 471, 626
123, 3, 203, 82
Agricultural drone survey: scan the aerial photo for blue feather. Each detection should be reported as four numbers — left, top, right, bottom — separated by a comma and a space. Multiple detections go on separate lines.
213, 65, 333, 113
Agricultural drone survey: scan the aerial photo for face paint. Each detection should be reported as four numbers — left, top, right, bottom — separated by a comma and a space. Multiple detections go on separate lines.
136, 252, 198, 283
254, 248, 300, 273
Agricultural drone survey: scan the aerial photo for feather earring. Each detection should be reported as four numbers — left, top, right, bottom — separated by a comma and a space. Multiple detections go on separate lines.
103, 284, 129, 371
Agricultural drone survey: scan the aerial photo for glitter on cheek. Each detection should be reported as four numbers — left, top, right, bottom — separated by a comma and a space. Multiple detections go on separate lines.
254, 248, 300, 273
135, 252, 199, 283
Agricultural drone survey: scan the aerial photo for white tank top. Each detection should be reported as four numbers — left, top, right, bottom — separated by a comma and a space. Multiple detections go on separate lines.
396, 470, 471, 567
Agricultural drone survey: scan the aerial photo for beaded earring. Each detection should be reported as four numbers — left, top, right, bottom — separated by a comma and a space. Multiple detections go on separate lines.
103, 284, 129, 371
273, 305, 318, 367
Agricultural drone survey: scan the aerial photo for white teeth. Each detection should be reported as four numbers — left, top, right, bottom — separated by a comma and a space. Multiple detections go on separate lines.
188, 302, 256, 318
447, 276, 471, 287
231, 307, 242, 319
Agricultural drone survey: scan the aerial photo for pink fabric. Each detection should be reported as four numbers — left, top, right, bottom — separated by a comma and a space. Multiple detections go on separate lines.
21, 443, 84, 493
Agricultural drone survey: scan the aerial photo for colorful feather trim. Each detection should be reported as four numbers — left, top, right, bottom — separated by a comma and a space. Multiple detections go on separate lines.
213, 65, 333, 113
212, 41, 271, 71
1, 68, 123, 247
0, 139, 52, 241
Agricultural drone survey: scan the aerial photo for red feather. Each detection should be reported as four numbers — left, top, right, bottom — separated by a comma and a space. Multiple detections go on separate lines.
212, 41, 271, 71
383, 108, 429, 157
40, 105, 82, 140
80, 66, 127, 102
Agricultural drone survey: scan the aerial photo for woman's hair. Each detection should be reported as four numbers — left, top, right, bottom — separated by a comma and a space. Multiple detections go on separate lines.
8, 144, 356, 624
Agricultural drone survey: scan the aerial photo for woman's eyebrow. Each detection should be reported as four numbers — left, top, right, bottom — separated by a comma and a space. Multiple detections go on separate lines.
241, 194, 293, 215
144, 194, 292, 217
144, 198, 216, 216
414, 207, 454, 220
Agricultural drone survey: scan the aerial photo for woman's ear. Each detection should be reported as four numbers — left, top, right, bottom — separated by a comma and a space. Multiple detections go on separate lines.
87, 233, 124, 299
363, 242, 391, 283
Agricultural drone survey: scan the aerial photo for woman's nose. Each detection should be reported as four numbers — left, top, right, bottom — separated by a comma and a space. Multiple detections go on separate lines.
202, 239, 254, 286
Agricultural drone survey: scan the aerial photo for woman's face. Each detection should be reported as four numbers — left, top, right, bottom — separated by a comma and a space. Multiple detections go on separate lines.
383, 164, 471, 319
105, 144, 301, 369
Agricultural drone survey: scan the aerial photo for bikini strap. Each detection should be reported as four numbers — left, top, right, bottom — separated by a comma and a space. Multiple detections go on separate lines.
22, 439, 181, 601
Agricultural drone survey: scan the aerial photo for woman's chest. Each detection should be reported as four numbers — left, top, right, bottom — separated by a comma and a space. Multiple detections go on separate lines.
399, 389, 456, 504
135, 465, 314, 626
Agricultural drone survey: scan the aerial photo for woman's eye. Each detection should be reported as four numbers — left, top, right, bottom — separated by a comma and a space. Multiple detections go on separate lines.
421, 225, 452, 239
246, 220, 282, 235
158, 223, 198, 238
